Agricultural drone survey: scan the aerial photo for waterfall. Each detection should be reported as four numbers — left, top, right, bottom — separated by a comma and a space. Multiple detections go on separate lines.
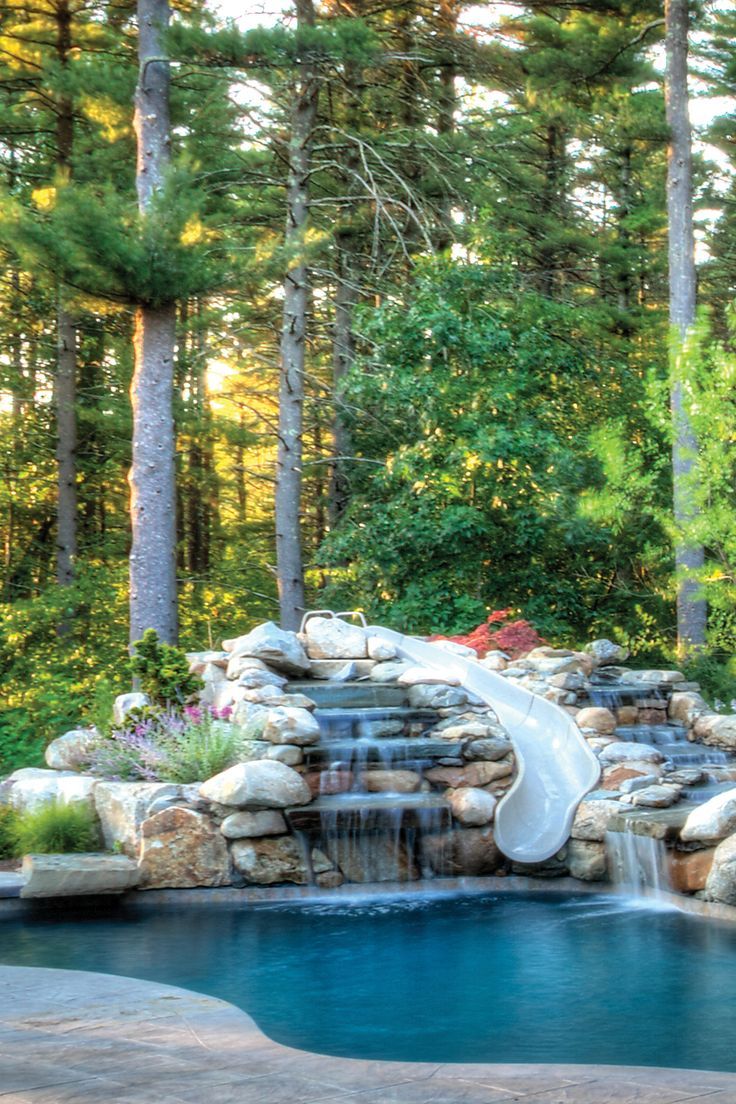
605, 829, 672, 899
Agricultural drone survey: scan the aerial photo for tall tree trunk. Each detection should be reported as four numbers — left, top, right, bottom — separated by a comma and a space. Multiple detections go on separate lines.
55, 307, 77, 587
616, 146, 633, 319
129, 0, 178, 644
328, 23, 363, 528
665, 0, 706, 655
328, 245, 357, 527
539, 123, 565, 297
275, 0, 319, 631
55, 0, 78, 590
434, 0, 458, 252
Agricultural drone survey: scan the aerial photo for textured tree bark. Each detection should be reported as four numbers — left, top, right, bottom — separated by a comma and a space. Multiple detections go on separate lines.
616, 146, 632, 318
275, 0, 319, 631
665, 0, 706, 655
435, 0, 459, 253
328, 247, 358, 528
55, 308, 77, 588
55, 0, 78, 591
129, 0, 178, 644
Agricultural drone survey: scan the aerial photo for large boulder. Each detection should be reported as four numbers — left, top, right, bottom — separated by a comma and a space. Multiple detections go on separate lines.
628, 669, 686, 686
425, 759, 512, 788
233, 667, 288, 691
693, 714, 736, 750
220, 810, 287, 839
137, 807, 231, 889
94, 781, 191, 856
571, 797, 624, 841
407, 685, 469, 710
223, 622, 309, 676
367, 637, 397, 661
308, 659, 376, 680
575, 707, 617, 735
421, 827, 503, 876
681, 788, 736, 844
303, 616, 367, 660
599, 742, 664, 765
199, 760, 311, 809
325, 835, 418, 882
112, 693, 149, 726
239, 686, 316, 710
1, 768, 98, 815
584, 639, 630, 665
669, 848, 715, 894
262, 707, 321, 746
20, 853, 139, 899
566, 839, 607, 882
187, 650, 228, 675
628, 785, 679, 809
705, 833, 736, 904
447, 787, 497, 827
225, 654, 271, 680
44, 729, 98, 771
231, 837, 332, 885
369, 661, 412, 683
363, 770, 421, 794
668, 691, 708, 727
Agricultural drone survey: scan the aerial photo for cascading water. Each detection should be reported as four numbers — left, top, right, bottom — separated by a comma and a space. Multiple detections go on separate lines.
605, 829, 671, 897
286, 683, 452, 883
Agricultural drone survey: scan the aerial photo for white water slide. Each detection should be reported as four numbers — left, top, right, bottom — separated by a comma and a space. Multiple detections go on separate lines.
303, 612, 600, 864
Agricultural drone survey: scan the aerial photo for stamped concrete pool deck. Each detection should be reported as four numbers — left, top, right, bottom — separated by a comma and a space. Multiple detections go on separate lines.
2, 966, 736, 1104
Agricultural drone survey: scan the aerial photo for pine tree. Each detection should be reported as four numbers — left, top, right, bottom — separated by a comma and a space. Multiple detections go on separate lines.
129, 0, 178, 644
666, 0, 706, 655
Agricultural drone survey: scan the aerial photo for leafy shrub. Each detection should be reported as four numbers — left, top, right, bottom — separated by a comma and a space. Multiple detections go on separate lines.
431, 609, 545, 659
0, 806, 19, 859
129, 629, 202, 707
86, 704, 246, 784
11, 800, 99, 856
683, 653, 736, 713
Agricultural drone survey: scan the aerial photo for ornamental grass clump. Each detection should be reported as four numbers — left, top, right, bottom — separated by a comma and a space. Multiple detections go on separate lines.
0, 805, 18, 859
86, 704, 247, 785
11, 800, 99, 855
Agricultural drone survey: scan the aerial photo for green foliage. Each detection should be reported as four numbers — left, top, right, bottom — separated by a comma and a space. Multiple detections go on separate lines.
319, 260, 658, 639
129, 630, 202, 707
154, 710, 247, 784
10, 800, 99, 856
87, 704, 246, 784
0, 807, 19, 860
2, 174, 226, 310
683, 654, 736, 714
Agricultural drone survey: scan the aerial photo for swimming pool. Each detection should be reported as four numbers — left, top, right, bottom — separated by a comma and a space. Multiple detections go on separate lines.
2, 892, 735, 1069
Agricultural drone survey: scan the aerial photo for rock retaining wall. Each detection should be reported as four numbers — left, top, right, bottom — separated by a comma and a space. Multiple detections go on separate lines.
4, 619, 736, 904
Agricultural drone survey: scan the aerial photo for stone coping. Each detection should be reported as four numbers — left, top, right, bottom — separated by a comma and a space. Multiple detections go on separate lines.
1, 964, 735, 1103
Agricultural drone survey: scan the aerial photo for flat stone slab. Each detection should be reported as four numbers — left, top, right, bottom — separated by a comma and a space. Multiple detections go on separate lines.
609, 807, 690, 841
287, 681, 409, 709
20, 852, 139, 898
1, 965, 735, 1103
0, 871, 24, 898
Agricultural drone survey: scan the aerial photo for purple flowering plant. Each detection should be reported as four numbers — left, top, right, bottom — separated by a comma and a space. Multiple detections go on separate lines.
86, 703, 245, 784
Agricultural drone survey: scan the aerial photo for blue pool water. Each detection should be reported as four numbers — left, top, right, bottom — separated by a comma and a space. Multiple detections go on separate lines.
2, 892, 736, 1069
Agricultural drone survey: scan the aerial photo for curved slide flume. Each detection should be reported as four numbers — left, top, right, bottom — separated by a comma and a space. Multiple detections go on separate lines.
362, 624, 601, 863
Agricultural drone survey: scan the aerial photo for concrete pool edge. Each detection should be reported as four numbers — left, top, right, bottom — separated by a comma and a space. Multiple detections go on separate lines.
3, 873, 736, 927
1, 964, 735, 1103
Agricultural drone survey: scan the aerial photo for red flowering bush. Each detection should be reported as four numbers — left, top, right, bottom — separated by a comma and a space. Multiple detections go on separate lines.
431, 609, 545, 659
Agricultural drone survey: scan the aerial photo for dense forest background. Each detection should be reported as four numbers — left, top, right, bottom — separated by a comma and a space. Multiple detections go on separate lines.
2, 0, 736, 769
